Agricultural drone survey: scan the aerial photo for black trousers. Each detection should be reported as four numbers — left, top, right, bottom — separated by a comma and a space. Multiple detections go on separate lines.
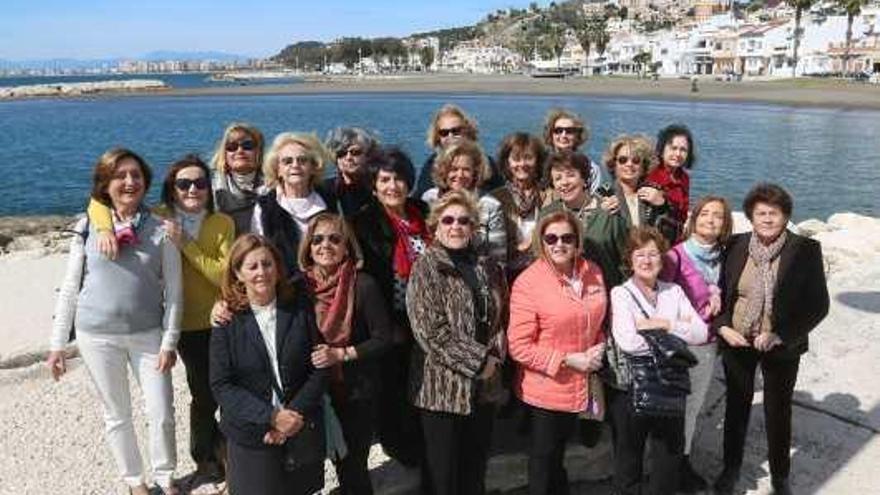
721, 347, 800, 480
332, 398, 377, 495
420, 405, 495, 495
227, 440, 323, 495
377, 343, 423, 467
177, 329, 224, 467
612, 392, 684, 495
527, 405, 579, 495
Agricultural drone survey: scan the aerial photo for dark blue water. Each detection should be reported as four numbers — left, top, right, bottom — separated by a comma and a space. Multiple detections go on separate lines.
0, 92, 877, 220
0, 73, 301, 89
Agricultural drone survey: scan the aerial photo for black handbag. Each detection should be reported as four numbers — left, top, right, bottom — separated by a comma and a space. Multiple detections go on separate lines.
622, 286, 698, 418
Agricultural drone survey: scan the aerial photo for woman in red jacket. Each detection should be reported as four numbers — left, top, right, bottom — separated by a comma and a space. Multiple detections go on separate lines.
645, 124, 697, 241
508, 210, 608, 495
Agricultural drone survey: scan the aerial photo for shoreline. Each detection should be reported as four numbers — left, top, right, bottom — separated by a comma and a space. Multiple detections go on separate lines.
1, 74, 879, 111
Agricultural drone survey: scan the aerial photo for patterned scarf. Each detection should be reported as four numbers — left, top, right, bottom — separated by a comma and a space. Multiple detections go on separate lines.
305, 259, 357, 347
683, 238, 721, 284
213, 171, 263, 212
386, 203, 430, 280
742, 231, 787, 336
507, 182, 541, 219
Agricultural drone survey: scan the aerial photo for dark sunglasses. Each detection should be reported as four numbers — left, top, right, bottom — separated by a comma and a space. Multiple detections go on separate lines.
310, 233, 344, 246
174, 177, 210, 191
440, 215, 472, 227
542, 233, 577, 245
615, 155, 643, 166
337, 147, 364, 159
224, 139, 256, 152
552, 126, 582, 136
438, 126, 464, 138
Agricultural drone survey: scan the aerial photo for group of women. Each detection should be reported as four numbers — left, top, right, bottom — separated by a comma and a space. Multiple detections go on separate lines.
47, 104, 829, 495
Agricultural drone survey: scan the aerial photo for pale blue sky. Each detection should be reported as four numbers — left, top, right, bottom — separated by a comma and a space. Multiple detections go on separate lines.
1, 0, 551, 60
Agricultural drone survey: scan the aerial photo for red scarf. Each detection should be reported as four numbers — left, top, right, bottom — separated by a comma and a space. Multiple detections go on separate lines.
305, 259, 357, 346
386, 203, 430, 280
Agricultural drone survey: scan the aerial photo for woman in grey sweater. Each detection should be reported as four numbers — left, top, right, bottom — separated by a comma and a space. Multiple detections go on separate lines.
47, 148, 183, 495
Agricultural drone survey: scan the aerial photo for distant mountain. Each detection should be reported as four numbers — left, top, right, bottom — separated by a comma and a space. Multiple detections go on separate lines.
139, 50, 253, 62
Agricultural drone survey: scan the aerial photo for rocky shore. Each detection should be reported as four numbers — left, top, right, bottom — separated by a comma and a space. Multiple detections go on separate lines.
1, 212, 878, 494
0, 79, 168, 99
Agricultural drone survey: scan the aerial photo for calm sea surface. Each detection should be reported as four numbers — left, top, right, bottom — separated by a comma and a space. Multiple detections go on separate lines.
0, 72, 300, 89
1, 92, 878, 220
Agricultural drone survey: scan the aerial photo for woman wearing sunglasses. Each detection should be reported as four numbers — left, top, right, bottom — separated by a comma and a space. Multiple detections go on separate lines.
323, 127, 380, 217
508, 210, 607, 495
543, 108, 601, 194
211, 122, 267, 236
86, 155, 235, 492
414, 104, 502, 198
297, 212, 393, 494
421, 140, 508, 267
601, 135, 677, 243
406, 191, 508, 495
251, 132, 337, 279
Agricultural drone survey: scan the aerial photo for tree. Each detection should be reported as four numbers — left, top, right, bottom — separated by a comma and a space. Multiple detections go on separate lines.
419, 46, 435, 70
837, 0, 868, 77
529, 2, 540, 13
788, 0, 815, 77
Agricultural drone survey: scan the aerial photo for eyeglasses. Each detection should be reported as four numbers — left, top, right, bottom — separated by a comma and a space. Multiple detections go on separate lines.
438, 126, 464, 138
310, 233, 344, 246
337, 148, 364, 159
280, 156, 312, 167
542, 233, 577, 245
552, 126, 582, 136
615, 155, 643, 166
633, 252, 662, 261
225, 139, 256, 152
174, 177, 209, 191
440, 215, 472, 227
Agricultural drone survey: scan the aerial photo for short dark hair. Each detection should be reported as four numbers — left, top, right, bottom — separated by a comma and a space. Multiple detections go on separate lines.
91, 148, 152, 206
622, 226, 670, 272
743, 183, 793, 220
656, 124, 696, 170
547, 150, 592, 183
497, 132, 548, 185
370, 146, 416, 192
161, 154, 215, 213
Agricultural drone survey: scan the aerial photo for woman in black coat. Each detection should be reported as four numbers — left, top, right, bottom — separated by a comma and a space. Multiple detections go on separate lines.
210, 234, 328, 495
712, 183, 829, 495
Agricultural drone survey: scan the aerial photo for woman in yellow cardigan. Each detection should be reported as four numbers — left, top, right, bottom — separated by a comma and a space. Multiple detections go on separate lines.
87, 155, 235, 493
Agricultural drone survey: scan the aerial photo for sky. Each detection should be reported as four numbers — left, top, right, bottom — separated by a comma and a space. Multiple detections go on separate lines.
0, 0, 552, 60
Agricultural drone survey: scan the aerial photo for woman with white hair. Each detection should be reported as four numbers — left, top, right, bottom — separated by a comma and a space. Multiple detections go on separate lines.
323, 126, 380, 217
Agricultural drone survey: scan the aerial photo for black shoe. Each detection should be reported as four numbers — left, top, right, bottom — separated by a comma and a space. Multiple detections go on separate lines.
679, 456, 708, 493
771, 477, 792, 495
712, 466, 740, 495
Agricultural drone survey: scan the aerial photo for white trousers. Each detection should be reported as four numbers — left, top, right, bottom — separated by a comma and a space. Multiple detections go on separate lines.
684, 342, 717, 455
77, 329, 177, 487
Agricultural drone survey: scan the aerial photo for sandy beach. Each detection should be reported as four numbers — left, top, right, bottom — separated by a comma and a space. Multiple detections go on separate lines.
3, 73, 880, 111
1, 212, 879, 494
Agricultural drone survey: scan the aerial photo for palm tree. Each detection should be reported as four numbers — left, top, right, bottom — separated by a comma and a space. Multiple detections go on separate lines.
837, 0, 868, 77
788, 0, 815, 77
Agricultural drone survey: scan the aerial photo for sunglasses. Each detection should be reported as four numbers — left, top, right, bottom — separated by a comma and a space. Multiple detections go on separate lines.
616, 155, 643, 166
440, 215, 472, 227
174, 177, 209, 191
310, 233, 344, 246
542, 233, 577, 245
280, 155, 312, 167
438, 126, 464, 138
225, 139, 256, 152
552, 126, 582, 136
337, 148, 364, 159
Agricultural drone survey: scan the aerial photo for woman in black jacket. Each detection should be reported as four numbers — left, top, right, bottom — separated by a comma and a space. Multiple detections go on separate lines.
300, 212, 393, 494
210, 234, 327, 495
352, 147, 431, 467
712, 183, 829, 495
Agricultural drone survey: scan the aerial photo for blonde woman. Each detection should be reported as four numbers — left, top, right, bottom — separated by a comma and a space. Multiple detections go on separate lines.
210, 122, 267, 235
251, 132, 337, 278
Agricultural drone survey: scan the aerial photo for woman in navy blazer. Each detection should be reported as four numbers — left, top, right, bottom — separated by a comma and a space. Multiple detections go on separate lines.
210, 234, 327, 495
712, 184, 829, 495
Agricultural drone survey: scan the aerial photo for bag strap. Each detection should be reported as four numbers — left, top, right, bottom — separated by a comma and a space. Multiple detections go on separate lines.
622, 284, 652, 319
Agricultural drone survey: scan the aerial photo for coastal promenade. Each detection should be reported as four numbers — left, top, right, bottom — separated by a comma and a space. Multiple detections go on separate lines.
0, 212, 878, 494
2, 74, 880, 111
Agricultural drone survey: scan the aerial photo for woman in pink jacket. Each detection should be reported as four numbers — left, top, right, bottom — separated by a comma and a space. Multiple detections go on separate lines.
508, 210, 607, 495
659, 195, 733, 493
